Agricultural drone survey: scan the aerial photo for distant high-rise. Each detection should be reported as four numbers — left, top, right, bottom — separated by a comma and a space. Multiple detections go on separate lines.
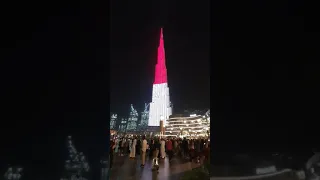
139, 103, 149, 130
149, 28, 172, 126
126, 104, 138, 131
118, 118, 128, 132
110, 114, 117, 130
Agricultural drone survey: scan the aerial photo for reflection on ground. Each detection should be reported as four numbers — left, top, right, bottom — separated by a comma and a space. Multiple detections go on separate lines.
110, 155, 201, 180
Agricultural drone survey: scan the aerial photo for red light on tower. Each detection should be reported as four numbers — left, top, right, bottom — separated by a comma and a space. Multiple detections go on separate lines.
154, 28, 167, 85
148, 28, 172, 127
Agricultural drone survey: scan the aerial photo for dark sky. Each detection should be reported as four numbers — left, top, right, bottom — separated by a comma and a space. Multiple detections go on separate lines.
0, 0, 107, 179
110, 1, 210, 115
211, 0, 320, 154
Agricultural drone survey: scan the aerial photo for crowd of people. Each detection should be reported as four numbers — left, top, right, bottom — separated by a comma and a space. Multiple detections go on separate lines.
109, 135, 210, 171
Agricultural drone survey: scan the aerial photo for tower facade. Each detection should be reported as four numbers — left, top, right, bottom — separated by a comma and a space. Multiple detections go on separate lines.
110, 114, 117, 130
149, 28, 172, 126
118, 117, 128, 132
126, 104, 138, 131
140, 103, 149, 126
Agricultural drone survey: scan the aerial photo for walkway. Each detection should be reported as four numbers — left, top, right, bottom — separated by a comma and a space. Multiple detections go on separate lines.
109, 155, 201, 180
210, 170, 298, 180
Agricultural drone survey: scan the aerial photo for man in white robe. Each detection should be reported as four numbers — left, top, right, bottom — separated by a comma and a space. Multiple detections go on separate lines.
130, 137, 137, 158
160, 138, 166, 159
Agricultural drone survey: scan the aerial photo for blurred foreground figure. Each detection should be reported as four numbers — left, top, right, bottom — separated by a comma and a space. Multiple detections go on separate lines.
60, 136, 90, 180
4, 166, 23, 180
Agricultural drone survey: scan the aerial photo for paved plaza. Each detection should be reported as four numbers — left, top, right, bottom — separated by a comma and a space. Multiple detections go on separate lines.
109, 155, 201, 180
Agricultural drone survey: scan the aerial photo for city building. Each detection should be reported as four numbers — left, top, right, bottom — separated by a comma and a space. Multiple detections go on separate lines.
110, 114, 117, 130
118, 117, 128, 132
165, 113, 210, 138
126, 104, 138, 131
149, 28, 172, 127
138, 103, 149, 131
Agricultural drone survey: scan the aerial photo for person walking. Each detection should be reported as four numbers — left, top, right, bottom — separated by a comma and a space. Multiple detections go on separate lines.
152, 139, 160, 171
141, 135, 148, 167
160, 138, 166, 159
130, 137, 137, 159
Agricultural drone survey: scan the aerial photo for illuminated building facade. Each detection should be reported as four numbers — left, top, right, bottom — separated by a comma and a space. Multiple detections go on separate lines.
138, 103, 149, 131
110, 114, 117, 130
165, 113, 210, 138
126, 104, 138, 131
118, 118, 128, 132
149, 28, 172, 127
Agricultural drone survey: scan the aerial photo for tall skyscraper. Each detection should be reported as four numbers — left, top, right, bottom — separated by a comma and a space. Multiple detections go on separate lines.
138, 103, 149, 131
126, 104, 138, 131
149, 28, 172, 126
118, 117, 128, 132
110, 114, 117, 130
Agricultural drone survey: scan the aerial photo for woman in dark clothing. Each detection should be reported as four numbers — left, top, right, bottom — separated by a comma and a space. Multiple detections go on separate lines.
136, 138, 141, 155
182, 138, 189, 159
149, 139, 155, 158
200, 139, 205, 152
156, 139, 161, 159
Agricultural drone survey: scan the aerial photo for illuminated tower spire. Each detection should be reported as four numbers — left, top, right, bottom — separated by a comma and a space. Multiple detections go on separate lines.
154, 28, 167, 84
149, 28, 172, 127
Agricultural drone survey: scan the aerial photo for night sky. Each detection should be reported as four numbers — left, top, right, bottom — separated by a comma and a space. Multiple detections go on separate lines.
110, 1, 210, 115
211, 0, 319, 155
0, 0, 107, 179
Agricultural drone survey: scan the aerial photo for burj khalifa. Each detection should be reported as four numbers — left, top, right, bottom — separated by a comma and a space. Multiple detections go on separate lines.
148, 28, 172, 127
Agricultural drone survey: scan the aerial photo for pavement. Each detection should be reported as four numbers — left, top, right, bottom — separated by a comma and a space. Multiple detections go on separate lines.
210, 153, 302, 180
109, 154, 201, 180
210, 170, 299, 180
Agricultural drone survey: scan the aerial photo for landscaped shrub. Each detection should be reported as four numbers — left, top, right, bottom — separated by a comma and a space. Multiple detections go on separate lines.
180, 159, 210, 180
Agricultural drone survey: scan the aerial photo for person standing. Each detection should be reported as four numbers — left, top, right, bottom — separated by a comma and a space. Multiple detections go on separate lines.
195, 139, 201, 163
166, 138, 173, 162
160, 138, 166, 159
124, 139, 129, 155
118, 138, 123, 156
141, 135, 148, 167
189, 140, 195, 162
110, 140, 116, 169
129, 138, 132, 154
149, 139, 155, 158
130, 137, 137, 159
173, 139, 178, 155
182, 138, 188, 159
114, 138, 119, 155
136, 137, 141, 155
